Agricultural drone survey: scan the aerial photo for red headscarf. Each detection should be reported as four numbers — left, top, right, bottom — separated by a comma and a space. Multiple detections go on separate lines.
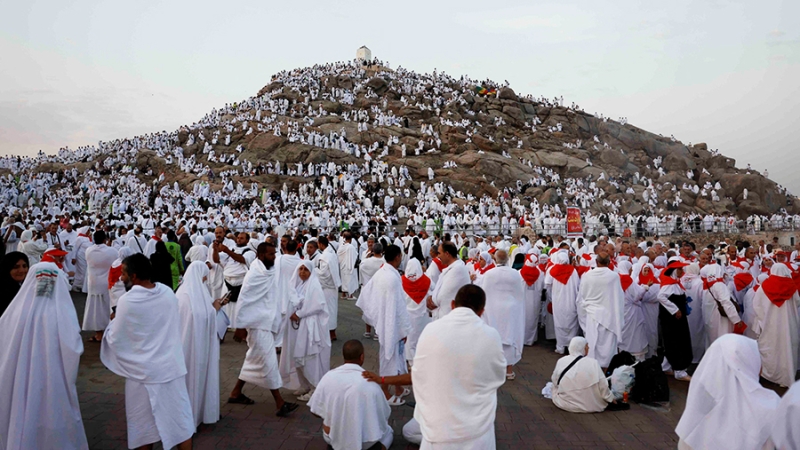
478, 263, 495, 275
761, 276, 798, 307
402, 274, 432, 304
733, 272, 754, 292
619, 274, 633, 292
549, 264, 575, 285
108, 265, 123, 290
520, 256, 541, 286
638, 267, 658, 286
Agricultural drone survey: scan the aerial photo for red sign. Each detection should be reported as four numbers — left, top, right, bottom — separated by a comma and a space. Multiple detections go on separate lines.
566, 207, 583, 237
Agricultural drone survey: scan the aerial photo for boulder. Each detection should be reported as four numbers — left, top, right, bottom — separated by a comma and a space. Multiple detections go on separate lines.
498, 87, 517, 101
366, 77, 389, 95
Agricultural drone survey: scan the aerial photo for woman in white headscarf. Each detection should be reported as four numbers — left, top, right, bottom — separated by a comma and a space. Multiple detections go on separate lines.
279, 260, 331, 402
0, 261, 88, 449
108, 246, 135, 310
550, 336, 616, 413
676, 334, 780, 450
471, 251, 495, 285
184, 235, 208, 264
700, 263, 742, 349
19, 229, 48, 265
176, 262, 222, 428
402, 258, 431, 365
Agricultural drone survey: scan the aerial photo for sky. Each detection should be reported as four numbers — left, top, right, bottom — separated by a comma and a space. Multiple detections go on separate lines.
1, 0, 798, 193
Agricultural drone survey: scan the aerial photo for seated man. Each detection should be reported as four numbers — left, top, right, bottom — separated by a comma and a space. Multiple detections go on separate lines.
308, 340, 393, 450
551, 336, 616, 413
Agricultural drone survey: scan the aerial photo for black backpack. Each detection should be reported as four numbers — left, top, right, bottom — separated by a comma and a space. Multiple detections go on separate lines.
630, 356, 670, 405
606, 351, 636, 377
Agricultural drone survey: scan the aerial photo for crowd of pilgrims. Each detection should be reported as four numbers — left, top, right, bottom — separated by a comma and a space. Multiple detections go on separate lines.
1, 206, 799, 449
0, 58, 799, 449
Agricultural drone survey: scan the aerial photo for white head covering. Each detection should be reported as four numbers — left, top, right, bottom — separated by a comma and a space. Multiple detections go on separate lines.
114, 246, 135, 267
683, 263, 700, 276
700, 263, 724, 281
479, 251, 492, 265
404, 258, 423, 282
287, 259, 330, 350
770, 263, 793, 278
19, 230, 32, 244
676, 334, 780, 450
568, 336, 588, 356
552, 251, 570, 265
0, 262, 87, 448
176, 261, 211, 310
617, 260, 633, 275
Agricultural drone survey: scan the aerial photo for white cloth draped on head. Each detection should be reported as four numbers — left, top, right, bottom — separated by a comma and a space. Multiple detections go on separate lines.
116, 246, 135, 265
683, 263, 700, 276
700, 263, 724, 281
479, 252, 492, 265
569, 336, 588, 356
287, 259, 331, 358
676, 334, 780, 450
0, 262, 88, 449
175, 262, 220, 428
405, 258, 423, 281
617, 260, 633, 275
357, 264, 411, 363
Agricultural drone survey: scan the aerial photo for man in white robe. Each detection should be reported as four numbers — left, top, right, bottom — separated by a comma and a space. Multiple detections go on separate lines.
751, 263, 800, 387
274, 239, 301, 349
480, 249, 526, 379
337, 232, 359, 299
0, 262, 88, 450
617, 261, 649, 361
357, 244, 412, 403
83, 230, 118, 342
71, 226, 92, 291
413, 284, 506, 449
700, 264, 743, 348
357, 243, 385, 338
579, 252, 624, 368
100, 253, 194, 450
308, 340, 393, 450
142, 226, 163, 258
126, 227, 147, 254
427, 241, 470, 320
228, 242, 299, 416
176, 263, 222, 428
316, 236, 341, 339
279, 260, 331, 402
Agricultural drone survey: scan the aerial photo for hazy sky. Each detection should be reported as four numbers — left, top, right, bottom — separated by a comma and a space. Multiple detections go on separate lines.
1, 0, 798, 193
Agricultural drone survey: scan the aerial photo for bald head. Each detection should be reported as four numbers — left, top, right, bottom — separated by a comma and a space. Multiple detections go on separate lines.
495, 249, 508, 265
596, 252, 611, 267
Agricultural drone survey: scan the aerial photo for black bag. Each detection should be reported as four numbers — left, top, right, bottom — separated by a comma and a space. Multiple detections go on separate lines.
630, 356, 670, 404
606, 351, 636, 377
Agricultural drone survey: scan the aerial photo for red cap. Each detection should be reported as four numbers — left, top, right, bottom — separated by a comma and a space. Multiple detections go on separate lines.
44, 248, 68, 257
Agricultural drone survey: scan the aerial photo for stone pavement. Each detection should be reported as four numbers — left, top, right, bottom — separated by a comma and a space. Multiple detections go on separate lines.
74, 291, 693, 450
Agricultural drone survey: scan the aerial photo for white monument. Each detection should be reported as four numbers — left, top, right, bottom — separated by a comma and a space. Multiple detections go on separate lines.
356, 46, 372, 62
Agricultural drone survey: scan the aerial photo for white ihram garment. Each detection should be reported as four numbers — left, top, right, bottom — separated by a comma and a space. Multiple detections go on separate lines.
176, 263, 220, 428
337, 242, 359, 294
0, 263, 88, 450
82, 243, 118, 331
579, 267, 624, 368
429, 260, 470, 320
481, 266, 526, 366
101, 283, 194, 450
316, 247, 341, 330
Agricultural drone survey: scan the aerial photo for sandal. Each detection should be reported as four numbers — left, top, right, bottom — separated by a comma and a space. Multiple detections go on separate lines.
400, 387, 412, 398
388, 395, 405, 406
506, 372, 516, 380
276, 402, 299, 417
88, 336, 102, 343
227, 394, 255, 405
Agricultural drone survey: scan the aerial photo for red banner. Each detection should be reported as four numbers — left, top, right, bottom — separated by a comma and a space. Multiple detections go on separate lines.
566, 207, 583, 237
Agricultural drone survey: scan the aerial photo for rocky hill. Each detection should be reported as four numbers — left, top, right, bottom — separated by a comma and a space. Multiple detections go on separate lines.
33, 62, 800, 218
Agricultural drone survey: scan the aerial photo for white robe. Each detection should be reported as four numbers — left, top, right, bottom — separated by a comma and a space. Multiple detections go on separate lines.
176, 264, 220, 428
702, 281, 740, 348
274, 253, 301, 348
481, 266, 526, 366
579, 267, 624, 367
279, 261, 331, 390
0, 263, 88, 450
413, 307, 506, 447
771, 380, 800, 449
308, 364, 393, 450
82, 243, 117, 331
752, 285, 800, 387
619, 282, 648, 356
357, 264, 412, 376
235, 258, 283, 390
101, 283, 194, 449
545, 264, 581, 352
551, 353, 615, 413
337, 242, 359, 294
72, 235, 91, 290
676, 335, 779, 450
429, 260, 471, 320
317, 247, 341, 330
522, 267, 544, 346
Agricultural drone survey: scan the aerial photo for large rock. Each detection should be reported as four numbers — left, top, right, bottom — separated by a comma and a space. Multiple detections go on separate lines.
366, 77, 389, 95
498, 87, 517, 101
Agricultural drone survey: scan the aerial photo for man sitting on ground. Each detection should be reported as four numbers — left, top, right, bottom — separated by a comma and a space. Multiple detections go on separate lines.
308, 340, 393, 450
550, 336, 617, 413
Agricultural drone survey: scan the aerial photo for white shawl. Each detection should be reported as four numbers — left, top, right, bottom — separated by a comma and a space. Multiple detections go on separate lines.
430, 259, 471, 320
357, 264, 412, 361
480, 266, 526, 361
235, 258, 281, 332
580, 267, 625, 341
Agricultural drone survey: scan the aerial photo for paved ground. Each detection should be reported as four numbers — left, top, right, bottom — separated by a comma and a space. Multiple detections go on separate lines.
74, 291, 695, 450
